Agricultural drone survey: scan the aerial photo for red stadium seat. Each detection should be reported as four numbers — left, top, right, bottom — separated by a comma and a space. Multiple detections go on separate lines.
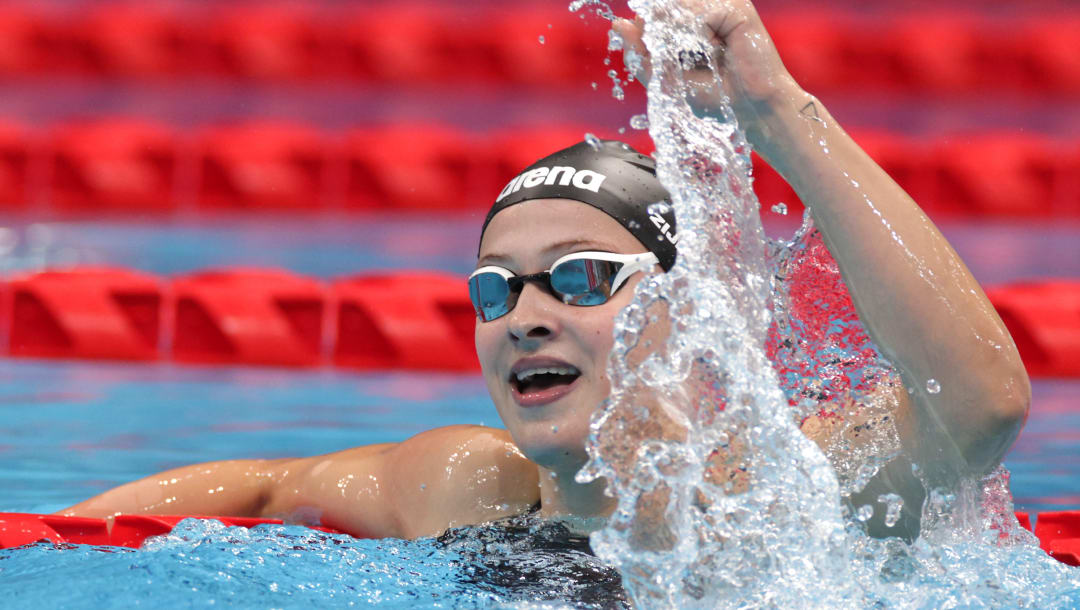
344, 124, 488, 210
767, 12, 860, 93
332, 273, 477, 371
968, 16, 1080, 97
850, 130, 938, 213
0, 5, 54, 77
204, 4, 340, 82
932, 133, 1069, 217
171, 268, 327, 367
47, 119, 180, 213
347, 5, 500, 85
71, 3, 201, 79
1017, 16, 1080, 95
885, 13, 984, 95
196, 122, 333, 211
5, 268, 164, 361
0, 120, 35, 210
985, 281, 1080, 378
492, 6, 610, 87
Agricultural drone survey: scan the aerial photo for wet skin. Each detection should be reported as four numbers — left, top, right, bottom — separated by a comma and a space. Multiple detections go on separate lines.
61, 0, 1028, 542
60, 199, 651, 537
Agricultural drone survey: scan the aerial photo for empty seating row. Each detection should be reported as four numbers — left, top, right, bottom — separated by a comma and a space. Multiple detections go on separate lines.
0, 3, 1077, 96
0, 267, 1077, 377
0, 119, 1076, 218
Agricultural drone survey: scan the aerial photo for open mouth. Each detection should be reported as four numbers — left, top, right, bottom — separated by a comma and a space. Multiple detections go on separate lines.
510, 366, 582, 396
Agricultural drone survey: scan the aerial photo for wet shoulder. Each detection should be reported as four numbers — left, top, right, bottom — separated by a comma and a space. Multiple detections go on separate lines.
385, 425, 541, 538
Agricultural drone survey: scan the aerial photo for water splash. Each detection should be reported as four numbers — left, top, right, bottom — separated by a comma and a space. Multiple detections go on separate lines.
577, 1, 1080, 607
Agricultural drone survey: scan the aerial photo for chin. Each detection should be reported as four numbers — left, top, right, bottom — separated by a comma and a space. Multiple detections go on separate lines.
514, 425, 590, 473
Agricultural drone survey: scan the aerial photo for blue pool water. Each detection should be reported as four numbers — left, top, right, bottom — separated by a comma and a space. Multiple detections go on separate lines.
0, 215, 1077, 607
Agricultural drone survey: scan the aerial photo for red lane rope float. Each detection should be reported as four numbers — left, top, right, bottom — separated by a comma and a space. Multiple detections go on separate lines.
2, 511, 1077, 564
0, 268, 1076, 377
1035, 511, 1080, 567
0, 513, 345, 550
0, 119, 34, 211
196, 122, 335, 212
5, 267, 164, 361
985, 281, 1080, 378
48, 118, 180, 214
332, 272, 476, 371
172, 268, 326, 367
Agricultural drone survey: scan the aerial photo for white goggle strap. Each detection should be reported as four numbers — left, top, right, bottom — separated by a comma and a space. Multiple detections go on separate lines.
609, 252, 660, 295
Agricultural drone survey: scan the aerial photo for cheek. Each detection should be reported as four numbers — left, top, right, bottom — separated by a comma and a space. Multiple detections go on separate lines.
582, 309, 617, 370
474, 322, 501, 377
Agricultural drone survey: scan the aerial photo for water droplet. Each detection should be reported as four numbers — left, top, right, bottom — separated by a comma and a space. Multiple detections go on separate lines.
617, 127, 626, 134
419, 483, 426, 490
647, 201, 672, 216
584, 133, 602, 149
771, 202, 788, 215
627, 220, 641, 230
630, 114, 649, 130
590, 81, 598, 90
604, 57, 611, 66
547, 23, 553, 29
608, 30, 623, 52
878, 493, 904, 528
856, 504, 874, 522
551, 425, 559, 433
549, 471, 558, 479
926, 379, 941, 394
538, 35, 545, 45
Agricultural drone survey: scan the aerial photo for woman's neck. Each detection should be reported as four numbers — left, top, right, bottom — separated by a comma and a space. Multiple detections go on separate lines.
537, 465, 615, 533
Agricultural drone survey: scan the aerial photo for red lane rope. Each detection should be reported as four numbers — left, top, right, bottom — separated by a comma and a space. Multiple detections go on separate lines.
0, 119, 1076, 218
0, 267, 1076, 377
0, 513, 345, 550
1, 511, 1076, 566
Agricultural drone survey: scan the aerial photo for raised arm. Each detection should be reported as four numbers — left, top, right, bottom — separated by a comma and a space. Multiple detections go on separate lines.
615, 0, 1029, 528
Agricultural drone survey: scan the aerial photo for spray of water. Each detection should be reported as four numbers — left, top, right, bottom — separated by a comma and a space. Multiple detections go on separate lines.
573, 0, 1080, 607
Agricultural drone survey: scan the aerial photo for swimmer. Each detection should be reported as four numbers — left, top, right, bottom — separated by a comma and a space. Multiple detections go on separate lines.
61, 0, 1029, 542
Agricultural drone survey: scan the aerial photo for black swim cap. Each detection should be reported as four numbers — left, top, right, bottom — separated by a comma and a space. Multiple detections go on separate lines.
480, 139, 678, 271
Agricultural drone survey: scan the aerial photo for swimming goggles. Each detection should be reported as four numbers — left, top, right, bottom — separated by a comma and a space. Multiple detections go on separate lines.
468, 251, 659, 322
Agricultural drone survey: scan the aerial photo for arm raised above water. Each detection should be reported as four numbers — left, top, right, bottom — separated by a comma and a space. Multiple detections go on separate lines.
60, 425, 540, 539
615, 0, 1029, 513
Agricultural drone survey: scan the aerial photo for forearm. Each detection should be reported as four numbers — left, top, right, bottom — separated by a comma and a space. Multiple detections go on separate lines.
57, 459, 282, 519
752, 88, 1029, 474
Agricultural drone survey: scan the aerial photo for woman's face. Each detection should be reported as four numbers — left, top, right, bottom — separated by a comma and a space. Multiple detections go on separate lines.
475, 198, 650, 473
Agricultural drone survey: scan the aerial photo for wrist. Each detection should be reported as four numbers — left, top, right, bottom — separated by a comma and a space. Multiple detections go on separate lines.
746, 86, 821, 168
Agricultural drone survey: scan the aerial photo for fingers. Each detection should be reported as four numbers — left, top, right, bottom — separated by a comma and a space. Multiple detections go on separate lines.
613, 17, 653, 85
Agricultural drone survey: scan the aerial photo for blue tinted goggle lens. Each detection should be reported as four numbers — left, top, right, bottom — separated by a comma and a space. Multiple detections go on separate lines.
468, 271, 513, 322
468, 258, 624, 322
550, 258, 618, 306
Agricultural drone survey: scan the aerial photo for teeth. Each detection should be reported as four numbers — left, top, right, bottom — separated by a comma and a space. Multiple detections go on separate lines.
514, 366, 580, 382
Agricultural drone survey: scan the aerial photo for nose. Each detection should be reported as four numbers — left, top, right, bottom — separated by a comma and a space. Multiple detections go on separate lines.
505, 281, 561, 347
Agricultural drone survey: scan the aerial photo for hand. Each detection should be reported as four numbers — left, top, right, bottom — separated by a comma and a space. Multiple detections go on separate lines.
613, 0, 804, 149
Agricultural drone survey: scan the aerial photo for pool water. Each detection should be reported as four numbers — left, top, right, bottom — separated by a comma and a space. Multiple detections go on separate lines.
0, 215, 1077, 607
